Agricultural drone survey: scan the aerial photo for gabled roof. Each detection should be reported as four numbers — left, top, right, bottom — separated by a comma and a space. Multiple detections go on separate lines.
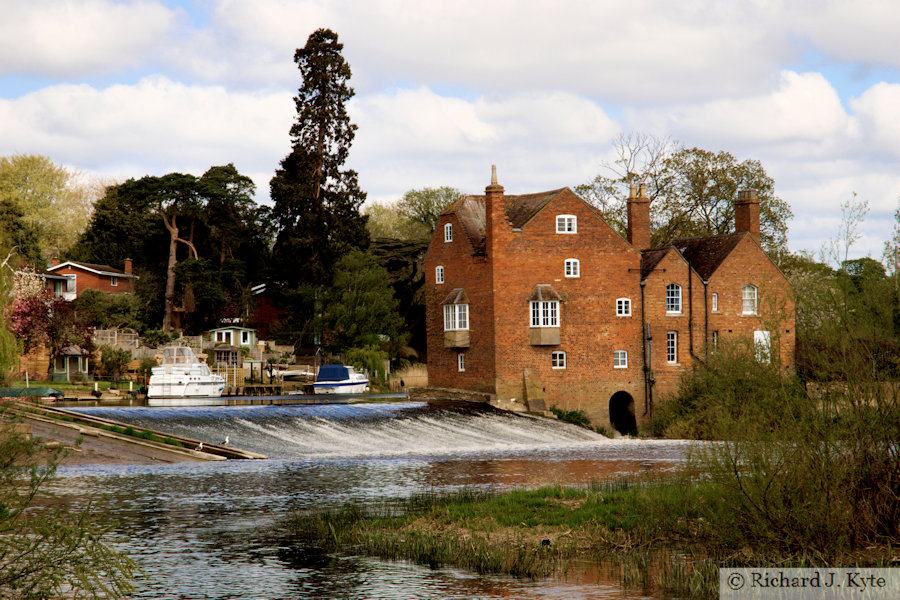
47, 261, 134, 278
672, 232, 745, 280
640, 232, 749, 281
440, 188, 579, 254
639, 247, 674, 280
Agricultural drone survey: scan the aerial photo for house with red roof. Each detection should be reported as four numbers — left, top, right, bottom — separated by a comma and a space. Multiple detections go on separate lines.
424, 167, 794, 433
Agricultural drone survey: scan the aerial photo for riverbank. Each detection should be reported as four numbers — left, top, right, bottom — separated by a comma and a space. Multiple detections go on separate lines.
7, 401, 267, 464
288, 480, 899, 599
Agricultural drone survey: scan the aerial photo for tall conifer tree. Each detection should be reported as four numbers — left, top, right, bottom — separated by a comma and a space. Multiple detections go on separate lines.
269, 28, 368, 345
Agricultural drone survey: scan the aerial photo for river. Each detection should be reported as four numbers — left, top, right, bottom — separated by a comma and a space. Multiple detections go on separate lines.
53, 401, 692, 599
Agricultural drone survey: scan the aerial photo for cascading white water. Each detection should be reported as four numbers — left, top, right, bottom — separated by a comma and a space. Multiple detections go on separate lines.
69, 401, 607, 459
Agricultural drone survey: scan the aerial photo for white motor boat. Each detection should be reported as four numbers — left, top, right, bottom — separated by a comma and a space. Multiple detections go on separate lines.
147, 346, 226, 404
312, 364, 369, 394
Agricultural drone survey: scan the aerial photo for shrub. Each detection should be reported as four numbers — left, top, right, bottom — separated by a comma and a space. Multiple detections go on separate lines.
651, 338, 899, 560
549, 407, 591, 428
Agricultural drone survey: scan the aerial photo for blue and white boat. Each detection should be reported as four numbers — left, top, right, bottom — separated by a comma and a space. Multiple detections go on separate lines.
312, 364, 369, 394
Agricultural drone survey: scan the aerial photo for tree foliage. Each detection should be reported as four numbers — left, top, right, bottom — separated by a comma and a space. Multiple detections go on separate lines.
0, 410, 137, 598
0, 154, 99, 260
576, 134, 793, 255
70, 164, 271, 334
268, 28, 368, 345
366, 187, 461, 243
322, 249, 407, 355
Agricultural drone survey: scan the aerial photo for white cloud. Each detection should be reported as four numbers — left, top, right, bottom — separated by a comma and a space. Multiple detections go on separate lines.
0, 0, 179, 78
782, 0, 900, 67
850, 83, 900, 158
627, 71, 853, 155
349, 87, 619, 199
0, 77, 293, 196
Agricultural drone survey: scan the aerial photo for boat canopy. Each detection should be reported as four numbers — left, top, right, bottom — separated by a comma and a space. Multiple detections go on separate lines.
316, 365, 351, 382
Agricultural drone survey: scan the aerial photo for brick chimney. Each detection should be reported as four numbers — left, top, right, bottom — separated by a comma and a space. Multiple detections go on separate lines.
484, 164, 505, 259
735, 189, 760, 243
124, 258, 133, 275
626, 183, 651, 250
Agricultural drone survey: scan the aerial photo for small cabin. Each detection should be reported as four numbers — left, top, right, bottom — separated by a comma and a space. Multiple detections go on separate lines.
52, 346, 91, 382
209, 326, 257, 348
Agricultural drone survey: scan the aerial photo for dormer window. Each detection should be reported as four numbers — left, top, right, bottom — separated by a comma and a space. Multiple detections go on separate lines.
564, 259, 580, 278
442, 288, 470, 349
444, 222, 453, 242
556, 215, 577, 234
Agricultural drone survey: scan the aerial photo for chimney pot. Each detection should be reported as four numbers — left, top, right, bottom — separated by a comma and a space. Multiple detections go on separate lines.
734, 189, 761, 242
626, 183, 651, 250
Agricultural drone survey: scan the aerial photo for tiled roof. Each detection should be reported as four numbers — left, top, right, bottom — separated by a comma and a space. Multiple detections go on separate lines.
640, 247, 672, 279
672, 233, 745, 280
442, 188, 571, 253
505, 189, 568, 228
640, 233, 747, 280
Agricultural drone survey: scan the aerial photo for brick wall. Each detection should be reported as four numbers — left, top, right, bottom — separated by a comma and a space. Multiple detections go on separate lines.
489, 189, 645, 426
424, 181, 796, 431
424, 211, 496, 392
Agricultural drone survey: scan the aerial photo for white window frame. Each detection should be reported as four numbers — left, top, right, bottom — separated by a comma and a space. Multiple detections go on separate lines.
666, 283, 682, 314
712, 330, 719, 348
666, 331, 678, 364
458, 353, 466, 372
711, 292, 718, 312
443, 303, 469, 331
110, 276, 118, 287
551, 351, 566, 369
444, 222, 453, 243
556, 214, 577, 234
754, 330, 771, 363
435, 265, 444, 284
241, 330, 250, 345
564, 258, 580, 278
614, 350, 628, 369
616, 297, 631, 317
530, 300, 559, 328
742, 285, 758, 315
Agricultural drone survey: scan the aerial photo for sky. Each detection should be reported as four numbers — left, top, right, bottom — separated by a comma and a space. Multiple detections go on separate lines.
1, 0, 899, 262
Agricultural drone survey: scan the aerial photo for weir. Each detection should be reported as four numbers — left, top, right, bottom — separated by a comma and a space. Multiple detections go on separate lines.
69, 401, 606, 460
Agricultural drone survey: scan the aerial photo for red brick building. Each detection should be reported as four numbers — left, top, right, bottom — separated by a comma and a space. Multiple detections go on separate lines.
46, 259, 136, 299
424, 168, 794, 432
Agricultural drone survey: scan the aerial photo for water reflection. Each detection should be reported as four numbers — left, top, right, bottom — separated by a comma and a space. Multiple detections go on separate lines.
50, 404, 688, 598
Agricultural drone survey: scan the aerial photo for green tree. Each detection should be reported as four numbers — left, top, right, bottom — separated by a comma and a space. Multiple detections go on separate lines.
0, 251, 19, 385
322, 249, 406, 354
365, 201, 424, 241
269, 28, 368, 345
0, 154, 98, 260
577, 134, 793, 255
71, 166, 270, 333
96, 345, 132, 382
0, 412, 137, 597
199, 164, 267, 273
397, 186, 460, 237
882, 198, 900, 277
0, 198, 42, 265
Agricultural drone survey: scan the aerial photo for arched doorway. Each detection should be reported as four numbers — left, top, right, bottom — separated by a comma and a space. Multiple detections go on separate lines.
609, 391, 637, 435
